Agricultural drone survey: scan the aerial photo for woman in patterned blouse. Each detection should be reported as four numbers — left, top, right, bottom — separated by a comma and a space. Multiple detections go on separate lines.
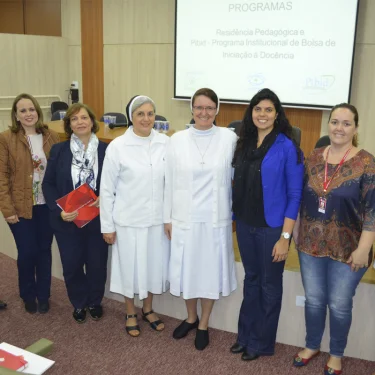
293, 103, 375, 375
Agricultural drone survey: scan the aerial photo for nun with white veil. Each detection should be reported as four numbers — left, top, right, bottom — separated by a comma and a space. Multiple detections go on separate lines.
100, 95, 170, 337
164, 88, 237, 351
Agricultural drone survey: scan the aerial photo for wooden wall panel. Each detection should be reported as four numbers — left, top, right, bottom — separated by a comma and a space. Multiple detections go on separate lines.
216, 103, 322, 156
81, 0, 104, 117
24, 0, 61, 36
0, 0, 24, 34
356, 0, 375, 44
103, 0, 174, 45
61, 0, 81, 46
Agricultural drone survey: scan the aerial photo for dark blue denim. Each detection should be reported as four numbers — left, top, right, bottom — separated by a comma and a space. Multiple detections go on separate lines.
299, 251, 366, 357
9, 204, 53, 302
236, 219, 284, 355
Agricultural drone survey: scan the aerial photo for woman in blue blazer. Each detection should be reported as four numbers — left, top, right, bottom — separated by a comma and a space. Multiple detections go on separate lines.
42, 103, 108, 324
230, 89, 304, 360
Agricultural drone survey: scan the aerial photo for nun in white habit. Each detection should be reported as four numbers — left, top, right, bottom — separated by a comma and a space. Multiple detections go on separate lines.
164, 88, 237, 351
100, 95, 170, 337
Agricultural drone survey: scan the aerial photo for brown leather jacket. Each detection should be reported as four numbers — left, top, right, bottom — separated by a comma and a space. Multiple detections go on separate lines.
0, 127, 60, 219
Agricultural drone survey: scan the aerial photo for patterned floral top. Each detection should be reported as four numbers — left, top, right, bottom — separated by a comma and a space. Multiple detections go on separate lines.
27, 134, 47, 205
297, 147, 375, 265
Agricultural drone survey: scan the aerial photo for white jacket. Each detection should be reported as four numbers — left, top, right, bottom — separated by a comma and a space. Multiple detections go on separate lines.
164, 126, 237, 229
100, 128, 169, 232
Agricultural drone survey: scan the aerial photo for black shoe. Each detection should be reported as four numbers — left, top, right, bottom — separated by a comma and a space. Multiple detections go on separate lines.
141, 308, 164, 331
195, 328, 209, 351
230, 343, 245, 354
73, 308, 87, 323
24, 300, 37, 314
0, 300, 7, 310
125, 313, 140, 337
88, 305, 103, 321
38, 301, 50, 314
173, 318, 199, 339
241, 351, 260, 361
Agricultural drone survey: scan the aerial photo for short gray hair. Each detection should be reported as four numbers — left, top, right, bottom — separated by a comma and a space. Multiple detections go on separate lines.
129, 96, 156, 122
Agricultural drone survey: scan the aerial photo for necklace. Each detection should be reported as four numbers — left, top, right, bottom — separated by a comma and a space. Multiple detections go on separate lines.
190, 131, 214, 169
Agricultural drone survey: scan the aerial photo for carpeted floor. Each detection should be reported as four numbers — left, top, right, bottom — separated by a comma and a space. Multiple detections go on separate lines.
0, 253, 374, 375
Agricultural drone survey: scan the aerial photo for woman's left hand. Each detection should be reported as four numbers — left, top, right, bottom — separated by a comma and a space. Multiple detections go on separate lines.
89, 197, 100, 208
272, 239, 289, 262
347, 248, 369, 272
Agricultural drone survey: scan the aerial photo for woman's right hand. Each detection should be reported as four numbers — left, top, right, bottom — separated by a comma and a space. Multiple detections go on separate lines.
103, 232, 116, 245
5, 215, 19, 224
60, 210, 79, 222
164, 223, 172, 240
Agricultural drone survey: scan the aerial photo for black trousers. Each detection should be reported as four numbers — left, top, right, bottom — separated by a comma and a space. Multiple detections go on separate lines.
9, 204, 53, 303
55, 225, 108, 309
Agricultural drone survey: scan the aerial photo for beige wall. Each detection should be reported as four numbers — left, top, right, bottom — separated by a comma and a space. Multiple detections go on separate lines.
320, 0, 375, 155
0, 33, 69, 130
61, 0, 83, 101
103, 0, 190, 128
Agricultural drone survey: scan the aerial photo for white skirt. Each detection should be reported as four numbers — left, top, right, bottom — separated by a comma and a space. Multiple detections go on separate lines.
169, 222, 237, 299
110, 225, 170, 300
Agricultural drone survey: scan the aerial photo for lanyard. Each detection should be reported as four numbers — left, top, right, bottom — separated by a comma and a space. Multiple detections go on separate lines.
323, 147, 352, 193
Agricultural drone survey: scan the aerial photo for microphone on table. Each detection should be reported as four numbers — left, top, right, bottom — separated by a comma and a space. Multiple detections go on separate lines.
108, 123, 128, 129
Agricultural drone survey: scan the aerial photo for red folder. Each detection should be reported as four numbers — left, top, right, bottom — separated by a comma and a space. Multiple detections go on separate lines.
56, 183, 99, 228
0, 349, 28, 371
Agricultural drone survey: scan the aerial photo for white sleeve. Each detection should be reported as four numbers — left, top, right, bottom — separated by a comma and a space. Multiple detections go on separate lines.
163, 139, 174, 223
100, 143, 120, 233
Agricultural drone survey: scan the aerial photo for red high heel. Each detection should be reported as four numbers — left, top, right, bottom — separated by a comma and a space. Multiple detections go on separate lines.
324, 364, 343, 375
293, 350, 320, 367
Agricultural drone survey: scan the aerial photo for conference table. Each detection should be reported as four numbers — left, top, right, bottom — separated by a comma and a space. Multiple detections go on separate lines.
47, 120, 127, 143
47, 120, 175, 143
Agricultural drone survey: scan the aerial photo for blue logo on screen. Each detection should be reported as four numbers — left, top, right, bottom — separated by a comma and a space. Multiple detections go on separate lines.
248, 73, 266, 88
304, 75, 335, 91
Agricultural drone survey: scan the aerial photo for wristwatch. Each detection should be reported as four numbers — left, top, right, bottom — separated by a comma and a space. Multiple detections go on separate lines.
281, 232, 291, 240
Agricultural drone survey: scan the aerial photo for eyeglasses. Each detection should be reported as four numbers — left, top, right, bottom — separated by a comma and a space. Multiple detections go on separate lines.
192, 106, 217, 114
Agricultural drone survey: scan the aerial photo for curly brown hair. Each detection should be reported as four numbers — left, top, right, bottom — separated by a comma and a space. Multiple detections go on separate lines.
63, 103, 99, 138
10, 93, 46, 134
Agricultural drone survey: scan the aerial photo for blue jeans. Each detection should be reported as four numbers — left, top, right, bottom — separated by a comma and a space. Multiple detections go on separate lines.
236, 220, 284, 355
299, 251, 366, 357
9, 204, 53, 302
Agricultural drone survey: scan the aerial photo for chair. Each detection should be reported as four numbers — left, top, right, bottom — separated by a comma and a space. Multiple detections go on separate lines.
291, 126, 301, 147
51, 110, 66, 121
315, 135, 330, 148
50, 101, 68, 116
100, 112, 127, 124
155, 115, 167, 121
227, 120, 242, 136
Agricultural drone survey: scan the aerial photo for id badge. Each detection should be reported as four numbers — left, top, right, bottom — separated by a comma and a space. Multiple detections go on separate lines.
318, 197, 327, 213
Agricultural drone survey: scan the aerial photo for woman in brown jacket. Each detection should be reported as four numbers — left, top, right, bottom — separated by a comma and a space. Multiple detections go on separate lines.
0, 93, 59, 314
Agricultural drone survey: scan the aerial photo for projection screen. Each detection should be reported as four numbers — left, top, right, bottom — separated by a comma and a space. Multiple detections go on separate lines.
174, 0, 360, 109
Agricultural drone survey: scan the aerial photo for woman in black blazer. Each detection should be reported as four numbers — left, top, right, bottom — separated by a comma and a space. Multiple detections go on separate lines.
42, 103, 108, 323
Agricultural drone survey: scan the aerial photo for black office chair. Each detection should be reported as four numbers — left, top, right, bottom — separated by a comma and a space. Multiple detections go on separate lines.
315, 135, 330, 148
227, 120, 242, 136
51, 110, 67, 121
155, 115, 167, 121
50, 101, 68, 117
291, 126, 302, 147
100, 112, 127, 124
